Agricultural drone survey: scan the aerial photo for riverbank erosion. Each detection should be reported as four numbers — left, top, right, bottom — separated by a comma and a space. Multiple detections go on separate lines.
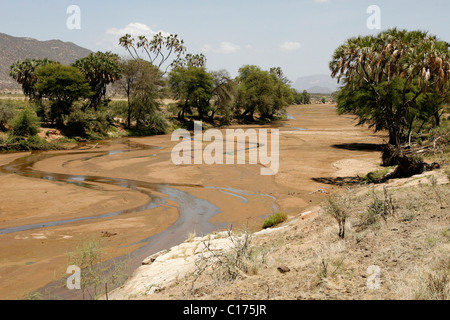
0, 104, 386, 299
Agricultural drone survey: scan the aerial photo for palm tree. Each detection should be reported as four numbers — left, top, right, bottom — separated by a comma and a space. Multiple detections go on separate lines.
9, 58, 58, 100
120, 33, 186, 75
330, 29, 450, 164
73, 52, 122, 110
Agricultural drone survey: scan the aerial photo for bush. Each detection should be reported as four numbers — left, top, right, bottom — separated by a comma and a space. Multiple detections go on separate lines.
66, 237, 131, 300
323, 195, 348, 239
66, 109, 89, 137
66, 109, 111, 140
10, 108, 40, 137
262, 212, 288, 229
0, 134, 66, 152
362, 168, 391, 183
109, 100, 128, 120
0, 100, 17, 130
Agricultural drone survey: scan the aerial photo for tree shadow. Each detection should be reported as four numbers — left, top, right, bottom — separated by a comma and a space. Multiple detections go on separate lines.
332, 143, 384, 152
312, 176, 362, 186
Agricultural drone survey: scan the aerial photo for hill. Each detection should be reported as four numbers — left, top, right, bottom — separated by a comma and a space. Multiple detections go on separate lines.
293, 74, 340, 94
0, 33, 92, 92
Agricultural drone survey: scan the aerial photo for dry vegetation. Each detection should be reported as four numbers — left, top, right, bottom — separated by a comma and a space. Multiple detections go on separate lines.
145, 168, 449, 300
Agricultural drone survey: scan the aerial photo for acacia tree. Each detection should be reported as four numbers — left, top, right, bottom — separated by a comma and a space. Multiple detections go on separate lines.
115, 58, 165, 130
235, 65, 292, 121
292, 89, 311, 105
35, 64, 92, 126
73, 52, 122, 110
119, 33, 186, 74
169, 65, 214, 120
330, 29, 450, 164
210, 70, 236, 122
9, 58, 58, 100
270, 68, 294, 115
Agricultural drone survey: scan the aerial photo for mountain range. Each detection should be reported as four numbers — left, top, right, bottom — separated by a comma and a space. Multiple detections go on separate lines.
0, 32, 92, 92
292, 74, 341, 94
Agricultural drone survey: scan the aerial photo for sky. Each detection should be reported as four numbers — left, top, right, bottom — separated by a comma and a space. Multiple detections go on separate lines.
1, 0, 449, 83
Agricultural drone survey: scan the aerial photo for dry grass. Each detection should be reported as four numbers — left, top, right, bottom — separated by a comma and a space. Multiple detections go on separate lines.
144, 168, 449, 300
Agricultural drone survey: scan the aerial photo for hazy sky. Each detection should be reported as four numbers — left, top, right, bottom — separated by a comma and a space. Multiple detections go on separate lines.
1, 0, 449, 82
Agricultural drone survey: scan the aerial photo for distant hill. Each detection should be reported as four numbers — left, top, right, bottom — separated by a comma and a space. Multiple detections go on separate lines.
293, 74, 341, 94
0, 33, 92, 92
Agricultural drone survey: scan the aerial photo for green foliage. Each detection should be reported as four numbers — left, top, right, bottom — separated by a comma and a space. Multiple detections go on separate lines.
330, 29, 450, 148
73, 51, 122, 110
66, 108, 111, 140
210, 70, 237, 123
235, 65, 292, 121
10, 107, 40, 137
66, 237, 131, 300
9, 58, 59, 100
35, 64, 92, 126
0, 100, 18, 130
169, 65, 214, 119
109, 100, 128, 119
262, 212, 288, 229
292, 89, 311, 105
119, 32, 187, 74
0, 134, 66, 152
362, 168, 391, 183
116, 59, 165, 129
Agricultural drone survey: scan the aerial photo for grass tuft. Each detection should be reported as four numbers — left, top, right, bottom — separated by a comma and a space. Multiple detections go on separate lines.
262, 212, 288, 229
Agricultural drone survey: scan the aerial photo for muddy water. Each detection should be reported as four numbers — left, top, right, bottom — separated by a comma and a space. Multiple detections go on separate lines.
0, 139, 278, 299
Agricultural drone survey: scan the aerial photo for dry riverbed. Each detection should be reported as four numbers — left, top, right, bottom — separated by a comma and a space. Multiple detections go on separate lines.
0, 104, 384, 299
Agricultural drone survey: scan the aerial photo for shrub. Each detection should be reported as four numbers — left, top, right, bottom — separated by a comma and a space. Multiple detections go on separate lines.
0, 100, 17, 130
66, 109, 111, 140
323, 195, 348, 239
262, 212, 288, 229
362, 168, 391, 183
66, 237, 131, 300
10, 108, 40, 137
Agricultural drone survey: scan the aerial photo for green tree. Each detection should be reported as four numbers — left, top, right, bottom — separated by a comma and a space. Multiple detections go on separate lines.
330, 29, 450, 164
73, 52, 122, 110
115, 58, 166, 131
235, 65, 292, 121
270, 68, 294, 115
302, 90, 311, 104
169, 66, 214, 120
210, 70, 236, 122
9, 58, 58, 100
292, 89, 311, 105
35, 64, 92, 126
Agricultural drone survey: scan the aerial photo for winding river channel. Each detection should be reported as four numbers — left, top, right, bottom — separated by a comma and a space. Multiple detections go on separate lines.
0, 138, 279, 299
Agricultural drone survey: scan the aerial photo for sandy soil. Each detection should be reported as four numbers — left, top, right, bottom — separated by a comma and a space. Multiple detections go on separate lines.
0, 104, 384, 299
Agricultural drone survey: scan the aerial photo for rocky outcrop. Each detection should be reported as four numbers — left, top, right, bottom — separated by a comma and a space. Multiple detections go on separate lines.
105, 220, 297, 300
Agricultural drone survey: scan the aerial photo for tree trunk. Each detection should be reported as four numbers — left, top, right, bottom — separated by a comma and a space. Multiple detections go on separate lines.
127, 93, 132, 129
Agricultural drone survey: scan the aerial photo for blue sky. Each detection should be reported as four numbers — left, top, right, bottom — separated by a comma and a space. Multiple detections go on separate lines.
1, 0, 449, 82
